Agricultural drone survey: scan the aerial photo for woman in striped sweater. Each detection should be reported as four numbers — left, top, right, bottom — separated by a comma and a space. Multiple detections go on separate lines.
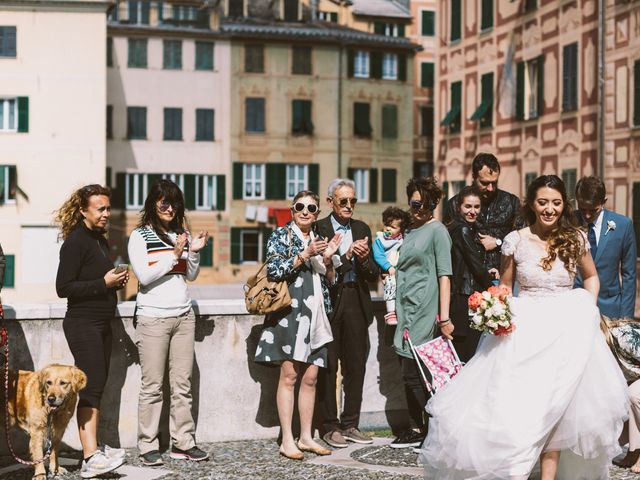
128, 179, 209, 466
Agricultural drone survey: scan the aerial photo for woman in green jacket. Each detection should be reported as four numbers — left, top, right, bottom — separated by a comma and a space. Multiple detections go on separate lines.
389, 177, 453, 450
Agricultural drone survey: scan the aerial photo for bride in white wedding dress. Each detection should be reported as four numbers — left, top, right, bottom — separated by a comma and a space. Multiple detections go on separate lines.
420, 175, 629, 480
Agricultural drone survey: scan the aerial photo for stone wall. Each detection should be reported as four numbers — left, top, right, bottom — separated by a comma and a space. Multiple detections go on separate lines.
0, 300, 408, 452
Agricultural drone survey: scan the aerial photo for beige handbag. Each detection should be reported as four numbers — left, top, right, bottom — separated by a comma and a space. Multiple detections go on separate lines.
244, 229, 293, 315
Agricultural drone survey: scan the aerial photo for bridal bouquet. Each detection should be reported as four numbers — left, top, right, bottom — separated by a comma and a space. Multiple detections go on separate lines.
468, 285, 515, 336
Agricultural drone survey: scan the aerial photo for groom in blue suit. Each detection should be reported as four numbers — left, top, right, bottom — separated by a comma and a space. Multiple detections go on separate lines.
575, 176, 637, 318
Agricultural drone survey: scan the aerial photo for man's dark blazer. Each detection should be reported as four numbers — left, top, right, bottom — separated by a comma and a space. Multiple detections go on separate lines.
315, 214, 380, 323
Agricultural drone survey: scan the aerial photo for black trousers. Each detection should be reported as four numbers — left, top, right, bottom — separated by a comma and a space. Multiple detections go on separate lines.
63, 315, 112, 409
400, 356, 429, 430
451, 293, 482, 363
317, 287, 370, 434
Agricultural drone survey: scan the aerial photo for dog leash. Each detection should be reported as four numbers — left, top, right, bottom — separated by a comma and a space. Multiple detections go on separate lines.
0, 303, 54, 466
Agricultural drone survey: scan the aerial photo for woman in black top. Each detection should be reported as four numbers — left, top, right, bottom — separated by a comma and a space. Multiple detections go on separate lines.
447, 186, 497, 363
55, 184, 128, 478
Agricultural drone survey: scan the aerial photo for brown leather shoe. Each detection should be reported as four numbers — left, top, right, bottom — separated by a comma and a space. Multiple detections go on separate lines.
322, 430, 348, 448
342, 427, 373, 444
297, 440, 331, 456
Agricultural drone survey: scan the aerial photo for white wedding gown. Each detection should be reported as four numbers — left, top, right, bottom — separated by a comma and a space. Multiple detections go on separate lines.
420, 229, 629, 480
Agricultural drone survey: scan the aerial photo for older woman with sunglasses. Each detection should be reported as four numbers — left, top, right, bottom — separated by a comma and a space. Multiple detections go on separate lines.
389, 177, 453, 450
128, 179, 210, 466
255, 190, 342, 460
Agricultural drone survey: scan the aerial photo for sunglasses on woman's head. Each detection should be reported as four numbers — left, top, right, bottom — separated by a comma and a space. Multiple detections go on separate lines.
293, 202, 318, 214
334, 197, 357, 208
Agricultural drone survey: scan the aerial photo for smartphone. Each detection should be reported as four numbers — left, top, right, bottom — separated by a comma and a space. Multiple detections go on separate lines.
114, 264, 128, 274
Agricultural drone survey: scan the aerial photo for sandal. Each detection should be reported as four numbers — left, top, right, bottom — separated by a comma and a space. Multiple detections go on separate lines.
296, 440, 331, 456
279, 447, 304, 460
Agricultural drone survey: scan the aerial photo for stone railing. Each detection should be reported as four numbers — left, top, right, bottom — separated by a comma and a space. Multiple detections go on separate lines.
0, 300, 408, 451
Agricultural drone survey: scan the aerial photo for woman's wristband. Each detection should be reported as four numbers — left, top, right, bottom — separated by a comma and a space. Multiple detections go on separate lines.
437, 318, 451, 326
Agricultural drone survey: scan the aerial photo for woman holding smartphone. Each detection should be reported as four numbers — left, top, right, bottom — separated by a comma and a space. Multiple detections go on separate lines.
56, 184, 128, 478
128, 179, 209, 466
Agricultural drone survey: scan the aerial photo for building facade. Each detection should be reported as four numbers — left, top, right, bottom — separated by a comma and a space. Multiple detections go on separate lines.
603, 0, 640, 246
106, 0, 232, 289
106, 0, 419, 291
223, 2, 418, 282
434, 0, 599, 202
409, 0, 437, 177
0, 0, 110, 302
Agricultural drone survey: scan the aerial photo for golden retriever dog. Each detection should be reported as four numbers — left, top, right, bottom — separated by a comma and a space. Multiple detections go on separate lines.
3, 364, 87, 479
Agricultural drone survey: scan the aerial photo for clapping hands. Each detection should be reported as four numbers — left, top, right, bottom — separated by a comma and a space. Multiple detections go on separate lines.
189, 230, 210, 253
323, 233, 343, 261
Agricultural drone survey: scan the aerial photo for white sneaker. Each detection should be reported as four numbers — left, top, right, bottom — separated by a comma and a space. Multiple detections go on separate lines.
103, 445, 126, 460
80, 451, 125, 479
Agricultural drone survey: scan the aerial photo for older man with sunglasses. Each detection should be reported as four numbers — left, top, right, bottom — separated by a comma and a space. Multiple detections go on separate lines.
315, 179, 380, 448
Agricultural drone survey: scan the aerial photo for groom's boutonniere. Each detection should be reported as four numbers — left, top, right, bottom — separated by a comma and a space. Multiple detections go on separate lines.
605, 220, 616, 236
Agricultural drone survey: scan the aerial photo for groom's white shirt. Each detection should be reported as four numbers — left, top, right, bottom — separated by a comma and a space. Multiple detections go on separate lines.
591, 210, 603, 246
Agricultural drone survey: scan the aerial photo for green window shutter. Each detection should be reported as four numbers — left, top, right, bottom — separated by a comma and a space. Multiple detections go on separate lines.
266, 163, 286, 200
374, 22, 385, 35
398, 54, 407, 82
308, 163, 319, 194
633, 183, 640, 249
183, 174, 196, 210
481, 0, 493, 30
635, 61, 640, 126
561, 169, 577, 206
421, 62, 434, 88
382, 104, 398, 139
230, 228, 241, 264
398, 24, 405, 37
354, 102, 372, 137
107, 37, 113, 67
261, 228, 273, 262
381, 169, 397, 202
451, 81, 462, 133
147, 173, 163, 189
479, 72, 494, 128
112, 172, 126, 209
200, 238, 214, 267
525, 172, 537, 191
347, 49, 355, 78
422, 10, 435, 36
347, 168, 355, 180
369, 168, 378, 203
106, 167, 112, 188
451, 0, 461, 41
443, 181, 449, 200
233, 163, 243, 199
216, 175, 226, 211
292, 100, 303, 133
516, 61, 525, 120
370, 51, 382, 79
3, 254, 14, 289
17, 97, 28, 133
537, 55, 544, 117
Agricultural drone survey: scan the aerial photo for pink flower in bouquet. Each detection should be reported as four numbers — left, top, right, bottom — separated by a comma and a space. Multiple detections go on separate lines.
468, 292, 483, 310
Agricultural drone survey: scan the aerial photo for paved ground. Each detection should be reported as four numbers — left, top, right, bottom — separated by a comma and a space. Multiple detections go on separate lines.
0, 438, 636, 479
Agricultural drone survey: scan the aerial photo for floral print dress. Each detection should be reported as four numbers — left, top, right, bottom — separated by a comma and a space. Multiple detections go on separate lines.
254, 223, 332, 367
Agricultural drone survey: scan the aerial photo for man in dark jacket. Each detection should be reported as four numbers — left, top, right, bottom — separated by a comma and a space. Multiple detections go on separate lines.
316, 178, 379, 448
443, 153, 520, 272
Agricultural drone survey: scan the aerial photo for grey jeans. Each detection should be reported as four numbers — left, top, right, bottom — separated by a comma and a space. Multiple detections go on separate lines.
136, 309, 196, 454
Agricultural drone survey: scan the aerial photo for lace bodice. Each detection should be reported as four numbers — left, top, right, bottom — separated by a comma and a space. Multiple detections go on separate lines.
501, 229, 588, 297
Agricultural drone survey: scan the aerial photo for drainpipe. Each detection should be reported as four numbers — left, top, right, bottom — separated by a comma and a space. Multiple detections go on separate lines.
597, 0, 605, 178
338, 44, 343, 177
